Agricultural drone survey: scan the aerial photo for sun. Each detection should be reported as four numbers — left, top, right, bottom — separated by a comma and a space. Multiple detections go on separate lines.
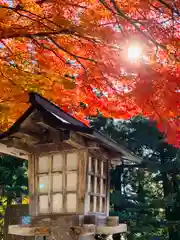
127, 45, 142, 61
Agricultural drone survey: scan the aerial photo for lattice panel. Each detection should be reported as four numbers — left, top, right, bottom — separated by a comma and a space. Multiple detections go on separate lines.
36, 152, 78, 214
87, 156, 107, 213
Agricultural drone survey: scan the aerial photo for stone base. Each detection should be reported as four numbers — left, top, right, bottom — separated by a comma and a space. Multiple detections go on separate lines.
96, 224, 127, 234
8, 225, 50, 236
8, 224, 127, 237
8, 215, 127, 238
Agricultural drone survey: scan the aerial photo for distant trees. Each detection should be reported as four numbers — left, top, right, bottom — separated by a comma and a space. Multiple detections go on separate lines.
91, 115, 180, 239
0, 156, 28, 239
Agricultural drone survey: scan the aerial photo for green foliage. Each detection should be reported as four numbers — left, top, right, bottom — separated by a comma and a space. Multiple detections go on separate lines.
0, 155, 27, 239
91, 115, 180, 240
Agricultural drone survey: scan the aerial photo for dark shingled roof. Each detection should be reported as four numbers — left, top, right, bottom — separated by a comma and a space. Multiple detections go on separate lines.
0, 92, 142, 163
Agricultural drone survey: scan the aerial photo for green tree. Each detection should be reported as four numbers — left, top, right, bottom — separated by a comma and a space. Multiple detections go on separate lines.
91, 115, 179, 240
0, 155, 28, 239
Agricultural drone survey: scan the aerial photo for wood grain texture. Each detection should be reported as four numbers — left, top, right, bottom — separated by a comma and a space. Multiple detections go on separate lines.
77, 150, 87, 214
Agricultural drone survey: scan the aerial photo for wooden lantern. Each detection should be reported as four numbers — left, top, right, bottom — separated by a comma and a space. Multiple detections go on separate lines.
29, 150, 110, 216
0, 93, 141, 238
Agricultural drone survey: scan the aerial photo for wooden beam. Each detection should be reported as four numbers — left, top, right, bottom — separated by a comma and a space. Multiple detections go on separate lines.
1, 139, 33, 153
36, 121, 54, 130
36, 121, 62, 143
33, 142, 73, 154
0, 143, 28, 160
64, 132, 86, 149
18, 128, 40, 140
89, 148, 109, 160
36, 121, 70, 143
111, 156, 123, 166
32, 142, 97, 155
87, 141, 100, 149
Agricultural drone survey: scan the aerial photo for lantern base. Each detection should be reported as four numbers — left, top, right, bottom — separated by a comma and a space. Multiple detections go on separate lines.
8, 224, 127, 237
8, 215, 127, 238
8, 225, 50, 236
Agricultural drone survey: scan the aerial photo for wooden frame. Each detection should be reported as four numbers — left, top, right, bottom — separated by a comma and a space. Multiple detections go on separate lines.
29, 150, 88, 216
0, 143, 28, 160
29, 147, 111, 217
84, 151, 110, 216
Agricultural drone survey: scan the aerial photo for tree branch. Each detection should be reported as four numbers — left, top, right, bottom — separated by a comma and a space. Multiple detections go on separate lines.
157, 0, 180, 16
0, 29, 74, 40
49, 37, 96, 63
109, 0, 166, 48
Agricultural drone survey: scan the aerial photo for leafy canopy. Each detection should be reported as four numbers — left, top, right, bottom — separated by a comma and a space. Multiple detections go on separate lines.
91, 115, 180, 239
0, 0, 179, 146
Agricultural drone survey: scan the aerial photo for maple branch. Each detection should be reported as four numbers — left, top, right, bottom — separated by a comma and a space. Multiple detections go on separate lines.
0, 40, 14, 59
49, 37, 96, 63
1, 5, 93, 46
0, 29, 74, 40
2, 5, 98, 43
14, 11, 55, 32
0, 69, 22, 90
36, 0, 87, 9
93, 62, 126, 99
65, 3, 87, 9
31, 37, 67, 64
157, 0, 180, 16
0, 42, 38, 77
109, 0, 165, 48
48, 37, 91, 77
0, 6, 98, 45
97, 21, 119, 26
0, 5, 61, 31
98, 0, 174, 57
31, 37, 90, 84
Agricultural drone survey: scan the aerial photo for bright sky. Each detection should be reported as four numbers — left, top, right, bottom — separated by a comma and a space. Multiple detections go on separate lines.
127, 45, 142, 61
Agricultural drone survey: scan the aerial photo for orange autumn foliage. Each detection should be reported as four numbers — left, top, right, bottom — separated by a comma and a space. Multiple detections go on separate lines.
0, 0, 179, 146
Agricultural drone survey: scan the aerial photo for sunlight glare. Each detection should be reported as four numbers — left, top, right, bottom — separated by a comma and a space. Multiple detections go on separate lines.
127, 45, 142, 61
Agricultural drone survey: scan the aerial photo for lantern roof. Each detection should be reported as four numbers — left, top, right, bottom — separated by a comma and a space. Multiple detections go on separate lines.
0, 93, 142, 163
